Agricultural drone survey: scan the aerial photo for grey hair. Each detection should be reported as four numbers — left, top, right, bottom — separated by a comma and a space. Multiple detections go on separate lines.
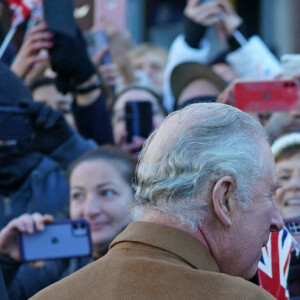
132, 103, 269, 231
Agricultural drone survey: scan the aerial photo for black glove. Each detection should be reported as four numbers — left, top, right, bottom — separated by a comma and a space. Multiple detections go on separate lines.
49, 28, 96, 93
21, 102, 73, 155
183, 15, 207, 49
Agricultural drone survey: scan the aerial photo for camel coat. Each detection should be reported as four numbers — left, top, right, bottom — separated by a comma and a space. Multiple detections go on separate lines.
31, 222, 275, 300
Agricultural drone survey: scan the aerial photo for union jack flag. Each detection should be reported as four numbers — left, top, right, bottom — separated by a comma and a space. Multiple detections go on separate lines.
7, 0, 41, 27
258, 228, 292, 300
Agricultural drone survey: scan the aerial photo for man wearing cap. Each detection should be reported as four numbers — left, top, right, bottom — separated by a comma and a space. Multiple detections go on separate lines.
31, 103, 282, 300
170, 61, 226, 110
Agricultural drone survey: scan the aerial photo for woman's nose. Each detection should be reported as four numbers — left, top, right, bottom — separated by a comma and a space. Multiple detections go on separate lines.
287, 174, 300, 190
84, 195, 101, 217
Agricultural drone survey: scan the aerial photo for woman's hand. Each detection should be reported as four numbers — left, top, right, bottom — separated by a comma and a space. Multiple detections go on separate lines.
10, 22, 53, 80
0, 213, 53, 261
184, 0, 223, 26
117, 135, 146, 160
92, 47, 121, 88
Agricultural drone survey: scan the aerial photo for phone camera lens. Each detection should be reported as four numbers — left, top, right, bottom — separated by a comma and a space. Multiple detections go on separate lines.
80, 223, 85, 229
72, 223, 78, 229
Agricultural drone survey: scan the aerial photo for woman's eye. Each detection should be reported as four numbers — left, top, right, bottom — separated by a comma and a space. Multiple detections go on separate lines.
72, 193, 84, 201
101, 189, 115, 197
278, 174, 291, 181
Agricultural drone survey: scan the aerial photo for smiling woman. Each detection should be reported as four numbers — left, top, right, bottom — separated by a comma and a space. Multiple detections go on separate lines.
271, 132, 300, 218
0, 146, 136, 300
271, 132, 300, 297
68, 146, 135, 256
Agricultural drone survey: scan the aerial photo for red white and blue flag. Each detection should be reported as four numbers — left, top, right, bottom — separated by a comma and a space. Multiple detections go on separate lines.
7, 0, 41, 27
258, 228, 292, 300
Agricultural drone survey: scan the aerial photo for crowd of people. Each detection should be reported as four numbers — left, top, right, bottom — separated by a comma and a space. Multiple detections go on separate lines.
0, 0, 299, 299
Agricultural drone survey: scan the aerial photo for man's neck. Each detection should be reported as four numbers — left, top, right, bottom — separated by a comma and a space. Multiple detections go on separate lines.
139, 209, 210, 251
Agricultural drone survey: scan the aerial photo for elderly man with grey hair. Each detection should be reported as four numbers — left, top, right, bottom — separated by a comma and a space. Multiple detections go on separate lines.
31, 103, 283, 300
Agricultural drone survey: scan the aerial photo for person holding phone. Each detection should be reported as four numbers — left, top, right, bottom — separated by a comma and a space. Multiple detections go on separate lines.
0, 146, 135, 299
0, 62, 97, 230
163, 0, 242, 112
112, 86, 166, 156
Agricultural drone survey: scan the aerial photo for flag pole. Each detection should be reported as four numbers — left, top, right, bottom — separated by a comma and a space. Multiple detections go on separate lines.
0, 25, 17, 59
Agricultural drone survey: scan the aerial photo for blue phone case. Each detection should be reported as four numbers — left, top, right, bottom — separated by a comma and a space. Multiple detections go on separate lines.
19, 219, 92, 261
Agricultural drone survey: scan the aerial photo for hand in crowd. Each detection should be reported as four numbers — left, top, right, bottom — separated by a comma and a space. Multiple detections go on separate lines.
218, 0, 242, 36
216, 81, 235, 106
92, 47, 120, 88
217, 81, 261, 123
0, 213, 53, 262
117, 135, 145, 159
99, 17, 135, 85
50, 26, 96, 94
184, 0, 224, 26
10, 22, 53, 80
184, 0, 242, 36
21, 101, 73, 155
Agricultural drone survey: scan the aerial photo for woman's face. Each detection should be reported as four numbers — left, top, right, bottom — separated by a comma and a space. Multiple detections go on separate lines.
131, 51, 166, 94
33, 84, 76, 129
112, 89, 165, 145
275, 153, 300, 218
70, 159, 133, 248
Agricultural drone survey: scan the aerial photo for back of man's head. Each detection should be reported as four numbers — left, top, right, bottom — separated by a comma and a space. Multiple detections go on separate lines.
133, 103, 268, 230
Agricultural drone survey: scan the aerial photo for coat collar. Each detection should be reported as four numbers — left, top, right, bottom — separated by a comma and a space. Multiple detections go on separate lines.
110, 221, 219, 272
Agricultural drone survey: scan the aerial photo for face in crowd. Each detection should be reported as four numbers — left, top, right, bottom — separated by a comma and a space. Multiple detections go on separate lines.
275, 146, 300, 218
69, 156, 133, 253
129, 47, 167, 95
32, 83, 76, 129
112, 88, 166, 145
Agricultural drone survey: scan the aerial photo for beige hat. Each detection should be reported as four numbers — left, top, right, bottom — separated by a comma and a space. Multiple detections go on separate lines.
170, 62, 227, 104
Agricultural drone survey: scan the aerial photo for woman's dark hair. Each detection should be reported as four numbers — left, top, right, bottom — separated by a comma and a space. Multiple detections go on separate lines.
67, 146, 136, 187
112, 86, 167, 116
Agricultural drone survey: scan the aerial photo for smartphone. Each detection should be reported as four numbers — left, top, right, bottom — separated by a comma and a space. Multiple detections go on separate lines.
0, 107, 32, 141
284, 216, 300, 245
281, 54, 300, 78
19, 219, 92, 261
234, 80, 299, 113
125, 101, 153, 143
43, 0, 77, 37
94, 0, 127, 32
84, 30, 112, 64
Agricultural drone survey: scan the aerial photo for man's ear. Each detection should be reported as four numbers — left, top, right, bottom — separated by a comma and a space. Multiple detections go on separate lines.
212, 176, 236, 227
